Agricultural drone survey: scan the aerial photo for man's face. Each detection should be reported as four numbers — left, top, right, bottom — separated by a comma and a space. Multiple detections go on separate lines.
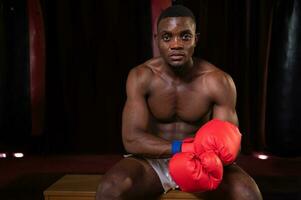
157, 17, 197, 68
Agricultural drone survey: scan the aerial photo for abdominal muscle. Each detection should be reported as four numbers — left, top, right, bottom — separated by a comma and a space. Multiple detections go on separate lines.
151, 115, 210, 141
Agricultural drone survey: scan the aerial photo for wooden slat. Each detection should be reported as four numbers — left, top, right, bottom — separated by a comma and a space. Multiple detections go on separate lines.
44, 175, 102, 198
44, 174, 203, 200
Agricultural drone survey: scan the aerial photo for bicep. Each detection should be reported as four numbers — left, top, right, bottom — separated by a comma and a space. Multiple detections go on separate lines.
122, 67, 152, 143
211, 73, 238, 126
122, 96, 150, 141
212, 104, 238, 126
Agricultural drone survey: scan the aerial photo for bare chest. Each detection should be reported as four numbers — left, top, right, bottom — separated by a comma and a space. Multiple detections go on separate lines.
147, 78, 212, 123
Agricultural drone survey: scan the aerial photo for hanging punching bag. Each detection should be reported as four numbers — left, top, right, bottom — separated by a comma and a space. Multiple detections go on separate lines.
266, 0, 301, 156
27, 0, 46, 136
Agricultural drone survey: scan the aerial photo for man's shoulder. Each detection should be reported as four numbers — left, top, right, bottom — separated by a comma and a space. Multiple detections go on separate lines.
197, 59, 232, 83
195, 59, 235, 93
127, 57, 163, 89
129, 57, 163, 79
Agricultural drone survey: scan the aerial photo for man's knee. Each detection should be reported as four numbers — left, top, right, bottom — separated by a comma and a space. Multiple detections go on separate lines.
96, 174, 133, 200
231, 175, 262, 200
225, 168, 262, 200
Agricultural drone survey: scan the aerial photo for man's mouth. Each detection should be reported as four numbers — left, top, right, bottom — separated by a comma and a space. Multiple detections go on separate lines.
169, 53, 185, 60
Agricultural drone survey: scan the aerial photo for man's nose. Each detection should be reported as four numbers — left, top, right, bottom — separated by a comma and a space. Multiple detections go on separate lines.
170, 37, 183, 50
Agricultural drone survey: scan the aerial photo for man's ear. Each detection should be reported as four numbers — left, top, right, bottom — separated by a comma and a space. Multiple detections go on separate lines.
154, 33, 158, 40
195, 33, 200, 44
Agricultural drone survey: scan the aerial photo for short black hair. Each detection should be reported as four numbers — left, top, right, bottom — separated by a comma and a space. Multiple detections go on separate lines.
157, 5, 196, 28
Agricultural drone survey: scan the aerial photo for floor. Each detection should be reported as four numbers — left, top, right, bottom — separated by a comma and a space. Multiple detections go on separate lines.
0, 153, 300, 200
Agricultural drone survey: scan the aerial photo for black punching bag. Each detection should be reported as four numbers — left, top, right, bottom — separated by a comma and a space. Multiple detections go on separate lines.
266, 0, 301, 156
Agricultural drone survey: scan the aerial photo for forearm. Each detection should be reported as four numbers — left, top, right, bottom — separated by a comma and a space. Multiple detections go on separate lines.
123, 131, 172, 158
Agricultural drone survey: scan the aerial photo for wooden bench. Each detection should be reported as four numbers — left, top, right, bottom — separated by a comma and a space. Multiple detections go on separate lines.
44, 174, 204, 200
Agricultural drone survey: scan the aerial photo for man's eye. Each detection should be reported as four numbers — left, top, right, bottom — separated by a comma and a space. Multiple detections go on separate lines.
162, 34, 171, 41
182, 34, 192, 41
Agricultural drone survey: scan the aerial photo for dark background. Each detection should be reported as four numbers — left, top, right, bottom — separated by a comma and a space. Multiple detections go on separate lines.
0, 0, 300, 156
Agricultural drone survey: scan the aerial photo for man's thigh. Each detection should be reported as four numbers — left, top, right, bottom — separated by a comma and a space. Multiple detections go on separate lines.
100, 157, 164, 198
206, 164, 262, 200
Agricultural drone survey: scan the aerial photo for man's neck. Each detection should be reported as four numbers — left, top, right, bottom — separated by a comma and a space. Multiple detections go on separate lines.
167, 58, 195, 81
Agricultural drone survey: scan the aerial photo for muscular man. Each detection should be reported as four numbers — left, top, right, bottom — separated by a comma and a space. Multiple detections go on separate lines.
97, 5, 262, 200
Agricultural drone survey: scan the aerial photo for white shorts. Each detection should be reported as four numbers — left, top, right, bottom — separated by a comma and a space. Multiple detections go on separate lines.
145, 158, 179, 193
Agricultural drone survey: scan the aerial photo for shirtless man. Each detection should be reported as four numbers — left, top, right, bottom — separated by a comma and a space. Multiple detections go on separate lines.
96, 5, 262, 200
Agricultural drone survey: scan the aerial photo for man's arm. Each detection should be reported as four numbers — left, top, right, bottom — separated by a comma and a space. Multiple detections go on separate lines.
122, 66, 171, 158
207, 71, 238, 126
168, 71, 241, 192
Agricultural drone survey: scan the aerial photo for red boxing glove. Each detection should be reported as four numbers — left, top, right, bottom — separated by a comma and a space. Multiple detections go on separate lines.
169, 151, 223, 192
181, 137, 195, 152
194, 119, 242, 165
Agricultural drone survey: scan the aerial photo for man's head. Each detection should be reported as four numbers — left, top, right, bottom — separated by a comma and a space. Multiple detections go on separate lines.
156, 5, 198, 69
